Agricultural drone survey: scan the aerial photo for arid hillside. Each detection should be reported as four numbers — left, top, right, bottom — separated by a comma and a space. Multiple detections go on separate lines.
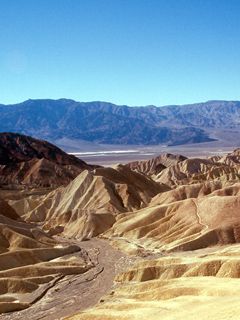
1, 137, 240, 320
0, 199, 93, 314
125, 153, 187, 176
68, 244, 240, 320
65, 149, 240, 320
9, 165, 168, 240
0, 132, 96, 187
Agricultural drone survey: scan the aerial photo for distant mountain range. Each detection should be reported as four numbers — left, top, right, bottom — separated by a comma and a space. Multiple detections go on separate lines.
1, 99, 240, 146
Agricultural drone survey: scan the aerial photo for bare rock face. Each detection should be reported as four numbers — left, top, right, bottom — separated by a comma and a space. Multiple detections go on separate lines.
65, 151, 240, 320
125, 153, 187, 176
74, 244, 240, 320
4, 143, 240, 320
104, 150, 240, 255
0, 132, 96, 187
12, 165, 169, 240
155, 150, 240, 187
0, 200, 92, 314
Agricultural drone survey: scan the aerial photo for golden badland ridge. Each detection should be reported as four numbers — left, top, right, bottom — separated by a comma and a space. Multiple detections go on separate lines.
1, 133, 240, 319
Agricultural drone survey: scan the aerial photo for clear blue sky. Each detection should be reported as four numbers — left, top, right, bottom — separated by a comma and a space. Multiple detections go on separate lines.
1, 0, 240, 106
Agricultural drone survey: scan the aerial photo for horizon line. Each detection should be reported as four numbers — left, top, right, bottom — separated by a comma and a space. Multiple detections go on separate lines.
1, 98, 240, 108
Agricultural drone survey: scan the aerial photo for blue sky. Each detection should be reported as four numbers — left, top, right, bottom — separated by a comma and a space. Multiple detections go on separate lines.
1, 0, 240, 106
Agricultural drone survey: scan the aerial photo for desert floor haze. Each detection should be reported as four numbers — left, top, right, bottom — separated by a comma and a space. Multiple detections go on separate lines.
0, 133, 240, 319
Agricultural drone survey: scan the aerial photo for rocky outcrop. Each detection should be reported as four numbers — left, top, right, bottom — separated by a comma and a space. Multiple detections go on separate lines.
0, 132, 96, 187
126, 153, 187, 176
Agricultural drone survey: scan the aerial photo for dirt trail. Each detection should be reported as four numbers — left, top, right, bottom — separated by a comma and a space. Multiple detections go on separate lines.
0, 238, 136, 320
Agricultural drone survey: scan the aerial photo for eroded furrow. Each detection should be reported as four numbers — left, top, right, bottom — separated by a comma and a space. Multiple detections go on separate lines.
0, 238, 134, 320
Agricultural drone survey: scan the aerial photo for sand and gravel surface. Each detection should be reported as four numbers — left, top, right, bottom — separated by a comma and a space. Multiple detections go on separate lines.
67, 244, 240, 320
0, 238, 136, 320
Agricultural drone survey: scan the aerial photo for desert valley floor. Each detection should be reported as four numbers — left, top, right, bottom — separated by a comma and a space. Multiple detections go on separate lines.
1, 133, 240, 319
